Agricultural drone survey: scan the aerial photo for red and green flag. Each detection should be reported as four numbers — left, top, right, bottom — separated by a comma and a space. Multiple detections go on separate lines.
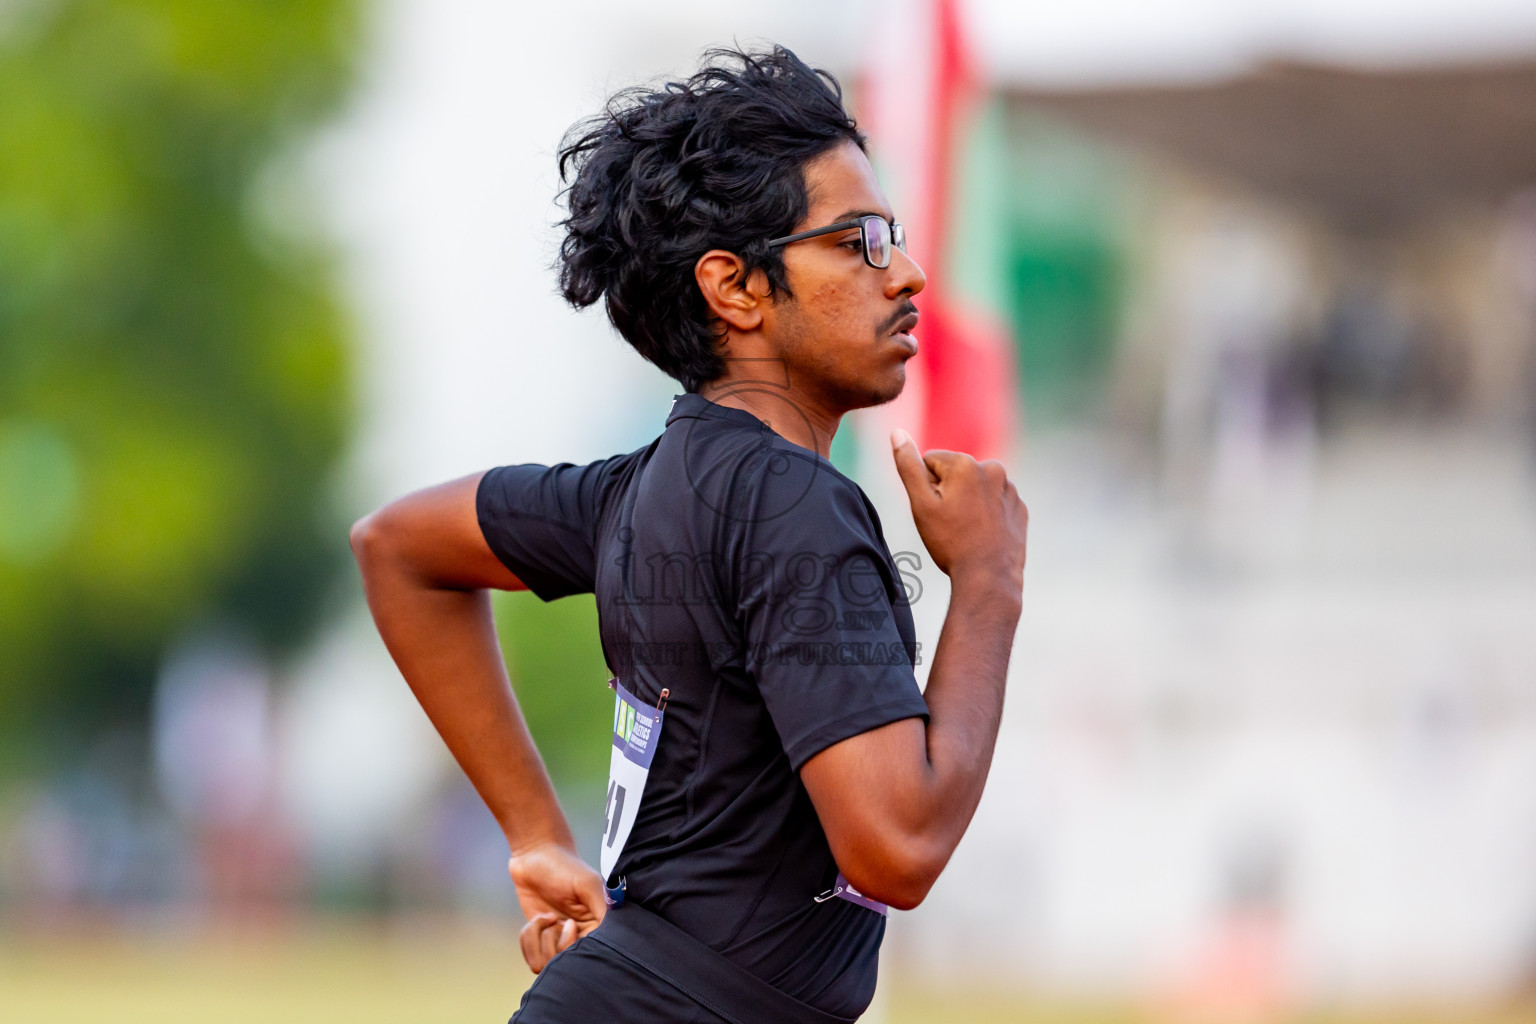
859, 0, 1018, 459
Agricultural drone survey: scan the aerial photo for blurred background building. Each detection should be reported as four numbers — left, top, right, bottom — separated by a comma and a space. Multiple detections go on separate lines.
4, 0, 1536, 1021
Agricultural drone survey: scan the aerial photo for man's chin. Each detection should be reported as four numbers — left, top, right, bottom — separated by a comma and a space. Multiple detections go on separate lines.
847, 365, 906, 410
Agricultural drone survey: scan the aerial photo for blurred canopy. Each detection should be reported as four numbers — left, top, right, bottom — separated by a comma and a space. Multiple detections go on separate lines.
0, 0, 361, 763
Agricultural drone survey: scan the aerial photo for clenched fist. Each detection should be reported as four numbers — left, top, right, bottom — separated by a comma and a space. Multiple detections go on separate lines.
890, 429, 1028, 596
508, 842, 606, 974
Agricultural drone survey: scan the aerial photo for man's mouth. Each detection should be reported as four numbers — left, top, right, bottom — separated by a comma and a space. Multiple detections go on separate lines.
890, 310, 920, 353
878, 302, 919, 338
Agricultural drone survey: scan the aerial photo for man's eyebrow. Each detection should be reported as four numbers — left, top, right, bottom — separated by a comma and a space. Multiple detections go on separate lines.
829, 208, 891, 224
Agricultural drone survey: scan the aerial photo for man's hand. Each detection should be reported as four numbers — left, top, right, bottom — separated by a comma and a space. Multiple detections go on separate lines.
889, 429, 1027, 592
509, 842, 607, 974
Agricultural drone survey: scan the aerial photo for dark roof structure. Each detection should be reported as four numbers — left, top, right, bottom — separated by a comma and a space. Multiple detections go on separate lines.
1009, 60, 1536, 233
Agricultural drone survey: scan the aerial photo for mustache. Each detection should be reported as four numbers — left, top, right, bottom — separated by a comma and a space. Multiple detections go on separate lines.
876, 300, 919, 338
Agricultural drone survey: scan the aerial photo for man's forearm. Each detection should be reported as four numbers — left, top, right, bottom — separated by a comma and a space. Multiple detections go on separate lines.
915, 567, 1021, 841
354, 526, 573, 854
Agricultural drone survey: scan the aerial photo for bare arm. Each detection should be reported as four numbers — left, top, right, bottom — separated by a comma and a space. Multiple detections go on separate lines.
350, 472, 604, 970
800, 431, 1027, 910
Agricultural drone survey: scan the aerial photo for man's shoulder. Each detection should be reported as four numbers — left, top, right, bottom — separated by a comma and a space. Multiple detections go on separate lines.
727, 438, 877, 541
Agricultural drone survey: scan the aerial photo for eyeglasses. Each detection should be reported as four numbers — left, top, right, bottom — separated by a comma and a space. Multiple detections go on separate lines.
765, 215, 907, 269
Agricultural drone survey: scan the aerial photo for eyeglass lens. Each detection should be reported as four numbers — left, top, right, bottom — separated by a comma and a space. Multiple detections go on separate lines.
862, 216, 891, 269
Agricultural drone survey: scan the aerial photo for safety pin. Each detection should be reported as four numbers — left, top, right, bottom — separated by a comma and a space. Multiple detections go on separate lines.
656, 687, 670, 711
813, 885, 842, 903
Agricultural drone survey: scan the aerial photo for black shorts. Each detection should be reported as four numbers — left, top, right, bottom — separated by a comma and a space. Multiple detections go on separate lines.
510, 901, 860, 1024
510, 938, 729, 1023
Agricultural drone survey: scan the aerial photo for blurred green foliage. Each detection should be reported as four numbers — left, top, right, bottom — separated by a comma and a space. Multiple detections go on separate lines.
0, 0, 361, 762
492, 592, 612, 787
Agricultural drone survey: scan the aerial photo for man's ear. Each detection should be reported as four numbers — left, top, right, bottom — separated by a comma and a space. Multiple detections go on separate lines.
695, 250, 769, 333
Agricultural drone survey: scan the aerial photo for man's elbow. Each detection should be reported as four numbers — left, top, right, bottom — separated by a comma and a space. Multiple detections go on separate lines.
349, 508, 395, 573
839, 838, 949, 912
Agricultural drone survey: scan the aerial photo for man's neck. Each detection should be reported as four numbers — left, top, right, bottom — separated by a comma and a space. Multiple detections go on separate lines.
697, 359, 842, 459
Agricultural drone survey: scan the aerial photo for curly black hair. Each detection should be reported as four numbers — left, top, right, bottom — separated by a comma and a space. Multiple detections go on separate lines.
556, 45, 865, 392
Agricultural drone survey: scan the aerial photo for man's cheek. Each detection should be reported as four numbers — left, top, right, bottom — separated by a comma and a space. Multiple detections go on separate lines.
805, 281, 862, 335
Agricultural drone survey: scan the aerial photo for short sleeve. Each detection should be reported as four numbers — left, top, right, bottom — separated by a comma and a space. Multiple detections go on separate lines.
477, 452, 638, 601
731, 454, 929, 770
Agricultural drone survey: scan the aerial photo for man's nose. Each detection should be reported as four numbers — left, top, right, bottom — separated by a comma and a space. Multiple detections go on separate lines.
885, 246, 926, 297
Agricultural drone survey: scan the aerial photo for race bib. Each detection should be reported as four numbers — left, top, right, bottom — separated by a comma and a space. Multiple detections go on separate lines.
600, 681, 667, 882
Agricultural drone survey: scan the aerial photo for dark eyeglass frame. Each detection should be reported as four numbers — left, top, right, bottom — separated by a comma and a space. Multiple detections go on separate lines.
765, 215, 907, 269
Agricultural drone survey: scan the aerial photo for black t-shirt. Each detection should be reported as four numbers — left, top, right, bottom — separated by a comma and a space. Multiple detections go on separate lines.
477, 393, 929, 1018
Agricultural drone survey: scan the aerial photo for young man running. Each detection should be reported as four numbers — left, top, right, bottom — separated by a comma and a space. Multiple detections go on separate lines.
352, 46, 1028, 1024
